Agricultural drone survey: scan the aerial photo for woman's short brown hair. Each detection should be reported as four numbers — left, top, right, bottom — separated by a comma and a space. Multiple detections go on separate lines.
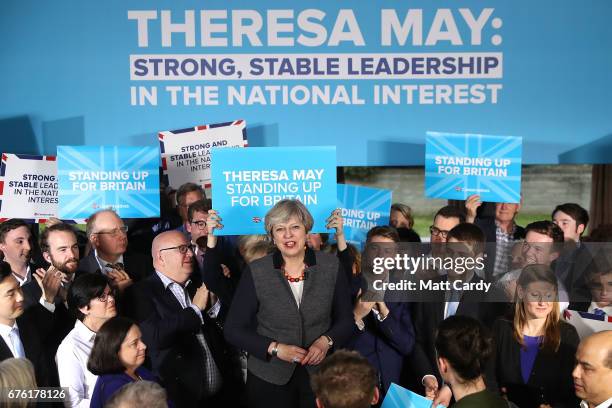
264, 200, 314, 237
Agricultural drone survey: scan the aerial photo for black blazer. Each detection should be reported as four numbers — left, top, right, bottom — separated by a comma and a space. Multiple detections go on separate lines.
0, 304, 55, 387
198, 245, 240, 323
410, 275, 503, 387
493, 318, 580, 408
125, 272, 240, 407
76, 250, 152, 282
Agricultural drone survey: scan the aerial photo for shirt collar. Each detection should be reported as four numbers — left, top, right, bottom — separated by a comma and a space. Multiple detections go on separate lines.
75, 320, 97, 343
155, 270, 191, 290
495, 220, 516, 235
0, 322, 18, 337
272, 247, 317, 269
581, 397, 612, 408
95, 249, 124, 270
12, 265, 31, 286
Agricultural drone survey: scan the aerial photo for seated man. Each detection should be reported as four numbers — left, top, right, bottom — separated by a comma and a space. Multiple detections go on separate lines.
310, 350, 379, 408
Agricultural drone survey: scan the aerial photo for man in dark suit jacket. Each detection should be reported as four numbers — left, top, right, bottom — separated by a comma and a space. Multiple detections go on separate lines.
185, 200, 238, 324
410, 223, 503, 405
76, 209, 152, 285
0, 261, 57, 388
125, 231, 241, 408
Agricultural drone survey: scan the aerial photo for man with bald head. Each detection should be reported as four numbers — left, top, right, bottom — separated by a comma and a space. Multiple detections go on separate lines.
125, 231, 239, 407
77, 209, 151, 287
573, 331, 612, 408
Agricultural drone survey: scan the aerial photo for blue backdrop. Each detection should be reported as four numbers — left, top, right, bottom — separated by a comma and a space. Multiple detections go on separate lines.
1, 1, 611, 165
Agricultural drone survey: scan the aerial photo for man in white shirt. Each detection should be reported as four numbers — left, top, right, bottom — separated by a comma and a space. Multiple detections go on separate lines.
573, 330, 612, 408
0, 260, 59, 386
57, 273, 117, 407
0, 219, 33, 286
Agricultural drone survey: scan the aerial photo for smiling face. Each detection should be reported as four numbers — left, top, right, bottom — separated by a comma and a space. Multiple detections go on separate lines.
152, 231, 194, 285
522, 231, 558, 266
272, 215, 307, 260
0, 226, 32, 269
495, 202, 520, 224
518, 280, 556, 319
44, 230, 79, 276
118, 324, 147, 372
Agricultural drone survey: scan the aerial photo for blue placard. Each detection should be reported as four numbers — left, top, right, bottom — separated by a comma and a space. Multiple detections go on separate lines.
425, 132, 522, 203
382, 383, 445, 408
57, 146, 160, 219
211, 146, 337, 235
337, 184, 392, 247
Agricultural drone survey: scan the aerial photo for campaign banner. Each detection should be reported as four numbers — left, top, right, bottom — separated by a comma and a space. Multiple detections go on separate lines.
57, 146, 160, 219
337, 184, 392, 247
211, 146, 336, 235
425, 132, 522, 203
159, 119, 248, 190
4, 2, 612, 166
382, 384, 445, 408
563, 309, 612, 340
0, 154, 58, 222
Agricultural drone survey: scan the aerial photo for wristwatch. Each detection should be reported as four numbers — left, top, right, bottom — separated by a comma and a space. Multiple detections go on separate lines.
324, 335, 334, 347
270, 342, 279, 357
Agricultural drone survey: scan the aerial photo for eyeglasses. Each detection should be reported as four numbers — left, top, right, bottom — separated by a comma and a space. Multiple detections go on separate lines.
94, 226, 128, 236
429, 226, 450, 238
96, 290, 115, 303
159, 244, 194, 255
190, 220, 207, 229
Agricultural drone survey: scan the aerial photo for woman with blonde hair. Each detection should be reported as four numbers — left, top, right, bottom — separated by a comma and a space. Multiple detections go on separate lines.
0, 358, 37, 408
493, 264, 579, 407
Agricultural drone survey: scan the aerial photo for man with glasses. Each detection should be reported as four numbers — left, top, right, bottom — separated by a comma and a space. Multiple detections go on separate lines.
125, 230, 240, 407
77, 209, 152, 289
186, 200, 237, 322
175, 182, 206, 239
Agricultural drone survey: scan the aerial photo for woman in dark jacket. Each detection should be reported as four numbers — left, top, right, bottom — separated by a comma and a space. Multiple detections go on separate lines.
348, 226, 415, 394
493, 264, 579, 407
88, 316, 166, 408
224, 200, 353, 408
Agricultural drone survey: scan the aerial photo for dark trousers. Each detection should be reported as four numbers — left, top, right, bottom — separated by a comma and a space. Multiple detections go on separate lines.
247, 366, 316, 408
